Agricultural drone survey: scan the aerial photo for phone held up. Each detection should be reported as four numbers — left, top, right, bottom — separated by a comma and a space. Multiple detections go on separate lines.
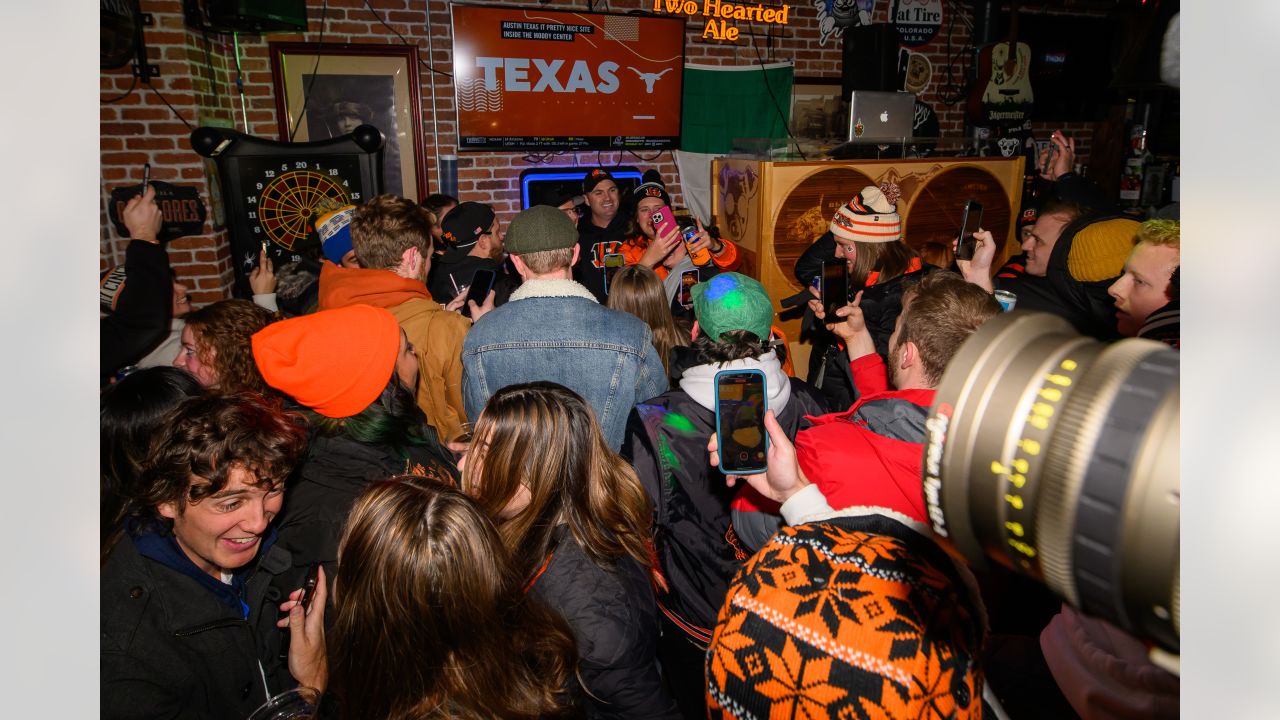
602, 253, 625, 296
955, 199, 983, 262
819, 261, 850, 319
715, 369, 768, 475
299, 562, 321, 612
651, 206, 712, 266
678, 268, 699, 309
464, 268, 497, 308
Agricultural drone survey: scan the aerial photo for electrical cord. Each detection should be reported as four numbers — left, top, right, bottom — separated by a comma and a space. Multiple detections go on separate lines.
289, 0, 329, 141
143, 77, 195, 131
103, 75, 138, 104
745, 22, 806, 160
363, 0, 452, 78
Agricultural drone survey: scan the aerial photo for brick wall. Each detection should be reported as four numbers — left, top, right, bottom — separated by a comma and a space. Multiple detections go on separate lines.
101, 0, 1100, 302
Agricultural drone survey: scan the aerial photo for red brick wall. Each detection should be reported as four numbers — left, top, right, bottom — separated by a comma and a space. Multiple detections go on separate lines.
100, 0, 1100, 302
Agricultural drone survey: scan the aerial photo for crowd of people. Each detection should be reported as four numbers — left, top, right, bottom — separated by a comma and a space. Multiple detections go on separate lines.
100, 144, 1180, 719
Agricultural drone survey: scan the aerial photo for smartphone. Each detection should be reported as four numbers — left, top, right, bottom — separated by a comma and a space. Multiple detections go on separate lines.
715, 369, 769, 475
956, 200, 983, 261
602, 253, 625, 295
820, 262, 849, 319
1040, 141, 1058, 175
299, 563, 321, 612
678, 268, 699, 308
139, 162, 150, 196
464, 268, 497, 307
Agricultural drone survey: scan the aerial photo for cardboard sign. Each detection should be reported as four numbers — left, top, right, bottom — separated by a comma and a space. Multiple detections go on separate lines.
451, 4, 685, 150
109, 181, 207, 241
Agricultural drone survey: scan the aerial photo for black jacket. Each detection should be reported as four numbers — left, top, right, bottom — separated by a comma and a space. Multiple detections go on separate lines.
531, 527, 680, 720
274, 429, 458, 581
427, 250, 518, 309
101, 526, 300, 720
573, 214, 629, 303
994, 212, 1131, 341
621, 374, 831, 646
101, 240, 173, 385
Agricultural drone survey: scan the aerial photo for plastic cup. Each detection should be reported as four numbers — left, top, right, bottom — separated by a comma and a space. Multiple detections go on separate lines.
994, 289, 1017, 312
246, 687, 319, 720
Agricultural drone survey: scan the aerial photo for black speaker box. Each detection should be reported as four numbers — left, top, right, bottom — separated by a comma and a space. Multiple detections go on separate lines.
202, 0, 308, 33
841, 23, 905, 97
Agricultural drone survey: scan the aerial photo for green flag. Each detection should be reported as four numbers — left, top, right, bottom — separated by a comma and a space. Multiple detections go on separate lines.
681, 62, 794, 154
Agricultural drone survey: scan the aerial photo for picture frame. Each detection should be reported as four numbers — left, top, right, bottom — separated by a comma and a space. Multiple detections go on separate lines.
270, 42, 427, 201
789, 77, 848, 144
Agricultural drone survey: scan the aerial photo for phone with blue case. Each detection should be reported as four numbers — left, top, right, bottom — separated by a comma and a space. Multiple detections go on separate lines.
714, 368, 769, 474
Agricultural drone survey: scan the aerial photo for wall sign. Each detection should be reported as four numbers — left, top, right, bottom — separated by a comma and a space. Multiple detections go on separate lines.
814, 0, 874, 47
650, 0, 792, 42
108, 181, 207, 242
892, 0, 943, 48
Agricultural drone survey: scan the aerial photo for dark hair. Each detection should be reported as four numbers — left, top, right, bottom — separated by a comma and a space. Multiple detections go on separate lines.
693, 329, 767, 364
465, 383, 654, 582
1039, 198, 1087, 226
304, 374, 435, 455
138, 393, 308, 519
896, 271, 1002, 385
329, 476, 580, 720
183, 299, 275, 394
101, 367, 203, 561
422, 193, 459, 217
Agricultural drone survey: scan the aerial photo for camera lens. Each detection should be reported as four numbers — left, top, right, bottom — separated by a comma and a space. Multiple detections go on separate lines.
922, 311, 1179, 652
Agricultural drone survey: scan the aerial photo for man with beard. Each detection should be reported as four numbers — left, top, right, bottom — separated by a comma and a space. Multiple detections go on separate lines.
573, 167, 628, 302
427, 200, 517, 310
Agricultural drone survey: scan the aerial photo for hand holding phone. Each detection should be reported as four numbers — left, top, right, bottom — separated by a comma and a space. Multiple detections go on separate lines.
955, 200, 983, 261
714, 369, 768, 475
464, 268, 497, 308
710, 409, 810, 504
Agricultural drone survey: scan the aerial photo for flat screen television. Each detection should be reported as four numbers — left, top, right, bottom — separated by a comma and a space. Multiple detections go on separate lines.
451, 4, 685, 151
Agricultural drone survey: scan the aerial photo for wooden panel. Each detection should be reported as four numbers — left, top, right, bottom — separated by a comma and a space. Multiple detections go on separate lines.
712, 157, 1024, 376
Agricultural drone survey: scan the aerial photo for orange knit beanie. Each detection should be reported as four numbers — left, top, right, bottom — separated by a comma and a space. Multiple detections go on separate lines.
252, 304, 400, 418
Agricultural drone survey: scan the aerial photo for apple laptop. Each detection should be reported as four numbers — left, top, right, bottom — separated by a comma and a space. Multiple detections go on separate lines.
846, 90, 915, 143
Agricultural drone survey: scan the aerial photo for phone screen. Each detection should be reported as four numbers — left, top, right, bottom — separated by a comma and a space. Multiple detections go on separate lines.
465, 268, 497, 307
679, 268, 699, 308
821, 262, 849, 318
715, 370, 768, 474
956, 200, 983, 261
603, 253, 625, 295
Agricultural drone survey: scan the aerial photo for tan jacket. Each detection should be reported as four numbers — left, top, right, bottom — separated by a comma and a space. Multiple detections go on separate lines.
318, 263, 471, 443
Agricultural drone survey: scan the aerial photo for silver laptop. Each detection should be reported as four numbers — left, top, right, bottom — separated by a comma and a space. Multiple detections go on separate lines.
846, 91, 915, 142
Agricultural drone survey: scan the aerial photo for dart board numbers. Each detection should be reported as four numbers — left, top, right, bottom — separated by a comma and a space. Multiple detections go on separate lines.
240, 155, 367, 251
191, 124, 384, 299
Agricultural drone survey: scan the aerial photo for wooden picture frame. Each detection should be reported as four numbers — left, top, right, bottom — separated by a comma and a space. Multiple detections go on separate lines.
789, 77, 848, 144
270, 42, 427, 201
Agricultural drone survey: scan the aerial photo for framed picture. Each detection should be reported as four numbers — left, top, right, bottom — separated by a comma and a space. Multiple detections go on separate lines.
789, 78, 848, 143
270, 42, 427, 201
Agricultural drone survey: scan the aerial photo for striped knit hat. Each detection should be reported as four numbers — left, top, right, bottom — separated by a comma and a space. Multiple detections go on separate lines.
706, 513, 987, 719
829, 186, 902, 243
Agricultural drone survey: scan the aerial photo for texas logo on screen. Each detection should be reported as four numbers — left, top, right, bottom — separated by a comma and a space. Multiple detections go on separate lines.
452, 5, 685, 150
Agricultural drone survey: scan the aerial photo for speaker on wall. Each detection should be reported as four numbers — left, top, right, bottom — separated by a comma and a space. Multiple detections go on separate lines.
196, 0, 308, 33
841, 23, 906, 97
711, 157, 1025, 371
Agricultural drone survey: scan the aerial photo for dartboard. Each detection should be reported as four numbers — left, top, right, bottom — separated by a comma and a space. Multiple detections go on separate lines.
241, 157, 366, 250
191, 125, 383, 298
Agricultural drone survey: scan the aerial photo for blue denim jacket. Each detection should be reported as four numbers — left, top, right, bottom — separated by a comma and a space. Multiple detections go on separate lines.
462, 279, 668, 450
